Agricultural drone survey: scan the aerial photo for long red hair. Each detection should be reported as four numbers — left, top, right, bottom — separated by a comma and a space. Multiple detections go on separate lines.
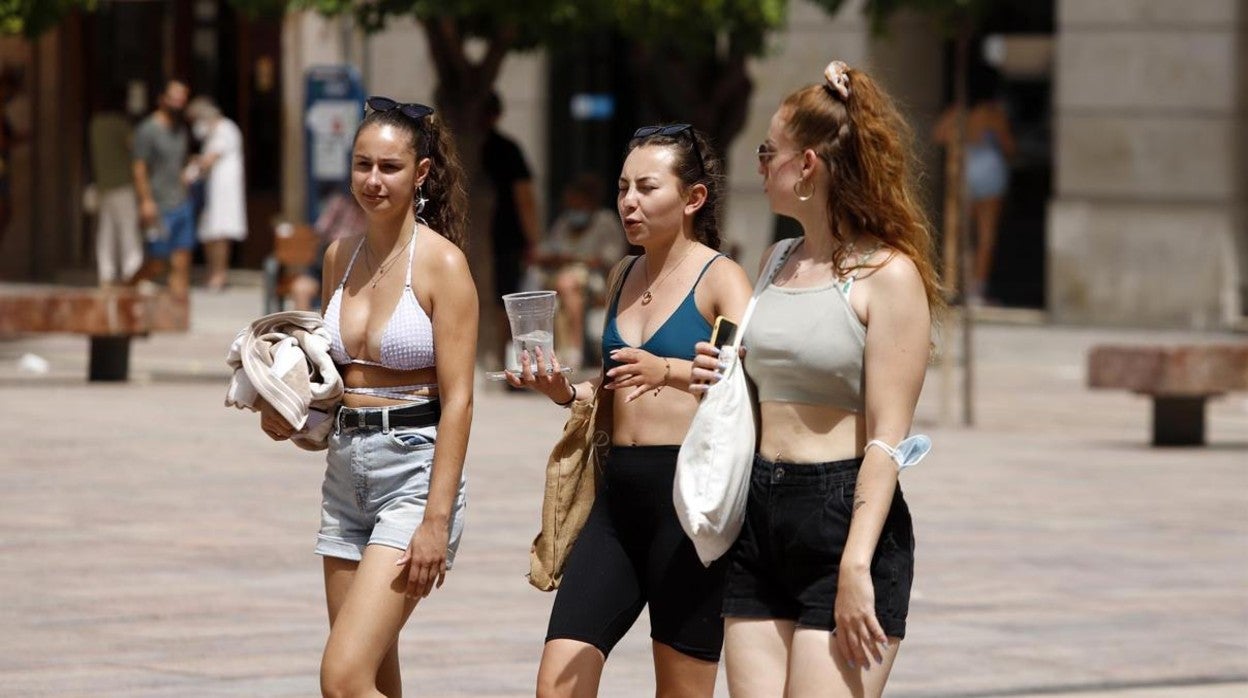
782, 67, 944, 314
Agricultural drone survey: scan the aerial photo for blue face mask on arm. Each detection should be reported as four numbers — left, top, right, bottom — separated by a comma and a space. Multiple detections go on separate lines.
866, 434, 932, 472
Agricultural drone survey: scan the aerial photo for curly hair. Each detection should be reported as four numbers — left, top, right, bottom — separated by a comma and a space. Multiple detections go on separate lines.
782, 68, 944, 314
625, 126, 724, 251
354, 108, 469, 251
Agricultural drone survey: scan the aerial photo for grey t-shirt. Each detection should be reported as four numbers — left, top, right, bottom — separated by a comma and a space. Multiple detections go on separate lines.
133, 114, 188, 212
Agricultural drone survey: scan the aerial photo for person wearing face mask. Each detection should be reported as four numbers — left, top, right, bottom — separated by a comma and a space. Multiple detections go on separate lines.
508, 125, 752, 697
184, 96, 247, 292
532, 172, 626, 369
690, 60, 943, 698
131, 79, 196, 297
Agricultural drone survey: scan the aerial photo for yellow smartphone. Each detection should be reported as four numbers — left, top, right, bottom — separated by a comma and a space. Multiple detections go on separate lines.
710, 316, 738, 348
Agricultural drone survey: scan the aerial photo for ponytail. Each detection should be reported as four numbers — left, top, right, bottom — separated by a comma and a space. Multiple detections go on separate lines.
418, 115, 468, 251
782, 65, 945, 315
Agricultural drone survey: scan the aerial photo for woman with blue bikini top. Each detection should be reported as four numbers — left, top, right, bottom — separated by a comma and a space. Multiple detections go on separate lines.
508, 125, 752, 696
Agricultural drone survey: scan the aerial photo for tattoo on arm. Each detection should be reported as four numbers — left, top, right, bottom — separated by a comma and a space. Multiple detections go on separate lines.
853, 496, 867, 514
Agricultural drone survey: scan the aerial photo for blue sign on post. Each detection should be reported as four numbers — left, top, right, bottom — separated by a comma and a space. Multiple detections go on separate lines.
304, 65, 365, 224
569, 93, 615, 121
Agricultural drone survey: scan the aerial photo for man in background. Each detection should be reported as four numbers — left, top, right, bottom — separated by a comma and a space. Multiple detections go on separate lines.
132, 79, 195, 297
88, 95, 142, 287
481, 90, 541, 368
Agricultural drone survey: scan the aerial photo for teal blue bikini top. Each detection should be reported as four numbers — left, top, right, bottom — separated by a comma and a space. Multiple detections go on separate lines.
601, 254, 722, 370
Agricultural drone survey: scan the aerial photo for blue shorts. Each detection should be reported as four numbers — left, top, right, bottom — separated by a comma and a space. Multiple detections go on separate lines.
146, 201, 197, 259
315, 406, 467, 565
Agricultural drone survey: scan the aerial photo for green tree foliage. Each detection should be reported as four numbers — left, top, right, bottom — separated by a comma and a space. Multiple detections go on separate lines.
0, 0, 95, 37
810, 0, 993, 34
609, 1, 788, 167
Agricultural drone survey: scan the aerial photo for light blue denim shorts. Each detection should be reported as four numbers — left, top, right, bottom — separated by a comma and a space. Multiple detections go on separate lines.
315, 405, 467, 565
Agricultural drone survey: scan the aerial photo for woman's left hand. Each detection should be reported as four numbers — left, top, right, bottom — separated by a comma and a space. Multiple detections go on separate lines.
833, 566, 889, 669
395, 520, 449, 599
605, 347, 667, 402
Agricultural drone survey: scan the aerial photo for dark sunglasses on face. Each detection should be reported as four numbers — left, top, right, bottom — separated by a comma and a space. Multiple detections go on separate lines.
366, 96, 434, 122
632, 123, 704, 175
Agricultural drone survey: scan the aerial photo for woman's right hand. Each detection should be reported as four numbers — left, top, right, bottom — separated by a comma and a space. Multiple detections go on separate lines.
504, 346, 577, 405
259, 398, 297, 441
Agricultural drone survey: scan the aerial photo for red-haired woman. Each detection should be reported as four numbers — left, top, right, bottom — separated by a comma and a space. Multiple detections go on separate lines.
692, 60, 943, 697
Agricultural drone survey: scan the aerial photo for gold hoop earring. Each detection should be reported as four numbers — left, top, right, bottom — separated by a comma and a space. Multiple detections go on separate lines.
793, 177, 815, 202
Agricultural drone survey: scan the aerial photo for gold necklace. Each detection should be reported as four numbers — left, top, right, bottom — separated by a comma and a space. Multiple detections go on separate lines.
364, 225, 414, 288
641, 243, 697, 305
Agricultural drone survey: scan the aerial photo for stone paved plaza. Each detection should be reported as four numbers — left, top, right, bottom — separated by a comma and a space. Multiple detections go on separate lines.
1, 284, 1245, 697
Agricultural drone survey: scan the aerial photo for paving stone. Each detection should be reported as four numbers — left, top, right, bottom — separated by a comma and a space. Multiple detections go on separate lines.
1, 285, 1245, 697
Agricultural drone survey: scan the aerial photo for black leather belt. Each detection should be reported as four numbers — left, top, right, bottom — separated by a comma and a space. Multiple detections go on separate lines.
336, 400, 442, 431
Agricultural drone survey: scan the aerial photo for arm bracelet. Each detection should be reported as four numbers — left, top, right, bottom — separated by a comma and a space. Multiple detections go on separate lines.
554, 382, 577, 407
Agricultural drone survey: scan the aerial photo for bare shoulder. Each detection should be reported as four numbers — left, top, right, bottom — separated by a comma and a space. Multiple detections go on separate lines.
702, 251, 751, 293
321, 235, 358, 286
861, 247, 924, 293
417, 226, 470, 277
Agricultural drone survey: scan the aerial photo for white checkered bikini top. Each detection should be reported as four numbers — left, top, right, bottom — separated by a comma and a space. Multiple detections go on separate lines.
324, 230, 436, 373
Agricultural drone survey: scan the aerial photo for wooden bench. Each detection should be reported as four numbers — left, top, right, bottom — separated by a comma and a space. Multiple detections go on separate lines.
263, 222, 322, 314
1088, 344, 1248, 446
0, 285, 189, 381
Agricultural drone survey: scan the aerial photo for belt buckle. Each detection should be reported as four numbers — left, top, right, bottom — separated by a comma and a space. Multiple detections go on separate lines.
357, 409, 367, 430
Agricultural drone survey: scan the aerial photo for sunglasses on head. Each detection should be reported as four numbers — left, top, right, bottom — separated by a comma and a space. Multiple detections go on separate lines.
632, 123, 704, 175
366, 96, 434, 122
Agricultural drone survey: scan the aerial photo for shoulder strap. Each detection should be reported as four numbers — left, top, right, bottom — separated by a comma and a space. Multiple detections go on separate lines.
404, 226, 418, 288
339, 238, 366, 289
690, 253, 725, 288
589, 254, 638, 451
730, 239, 798, 353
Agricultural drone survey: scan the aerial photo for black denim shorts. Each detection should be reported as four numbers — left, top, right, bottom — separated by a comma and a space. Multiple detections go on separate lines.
722, 455, 914, 638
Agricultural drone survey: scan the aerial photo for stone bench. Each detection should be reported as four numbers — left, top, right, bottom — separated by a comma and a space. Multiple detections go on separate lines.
1088, 344, 1248, 446
0, 285, 189, 381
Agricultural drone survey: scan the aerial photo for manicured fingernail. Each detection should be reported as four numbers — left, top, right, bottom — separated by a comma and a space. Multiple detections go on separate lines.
847, 660, 856, 669
716, 359, 729, 371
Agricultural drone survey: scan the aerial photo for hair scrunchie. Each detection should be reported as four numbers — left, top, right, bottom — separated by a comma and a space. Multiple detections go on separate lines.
823, 60, 851, 100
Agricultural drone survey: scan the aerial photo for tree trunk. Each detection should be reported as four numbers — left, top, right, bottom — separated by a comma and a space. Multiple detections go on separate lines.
951, 19, 974, 427
422, 18, 515, 365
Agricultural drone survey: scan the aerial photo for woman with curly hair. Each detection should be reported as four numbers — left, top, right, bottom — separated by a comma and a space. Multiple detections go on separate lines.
261, 96, 477, 697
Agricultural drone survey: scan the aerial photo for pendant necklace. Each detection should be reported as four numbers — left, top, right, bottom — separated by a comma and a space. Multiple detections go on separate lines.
641, 243, 696, 305
364, 224, 413, 288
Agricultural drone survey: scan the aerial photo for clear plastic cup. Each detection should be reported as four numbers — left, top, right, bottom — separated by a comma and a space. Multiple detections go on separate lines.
489, 290, 566, 380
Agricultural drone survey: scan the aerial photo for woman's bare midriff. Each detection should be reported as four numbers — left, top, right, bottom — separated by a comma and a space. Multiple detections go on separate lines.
339, 363, 439, 408
759, 401, 865, 464
610, 389, 700, 446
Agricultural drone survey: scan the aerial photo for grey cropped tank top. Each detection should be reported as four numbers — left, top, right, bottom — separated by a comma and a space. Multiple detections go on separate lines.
743, 240, 871, 412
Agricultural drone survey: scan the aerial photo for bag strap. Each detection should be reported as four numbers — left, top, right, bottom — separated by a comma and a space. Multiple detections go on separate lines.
589, 255, 637, 437
600, 255, 637, 339
729, 238, 798, 354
